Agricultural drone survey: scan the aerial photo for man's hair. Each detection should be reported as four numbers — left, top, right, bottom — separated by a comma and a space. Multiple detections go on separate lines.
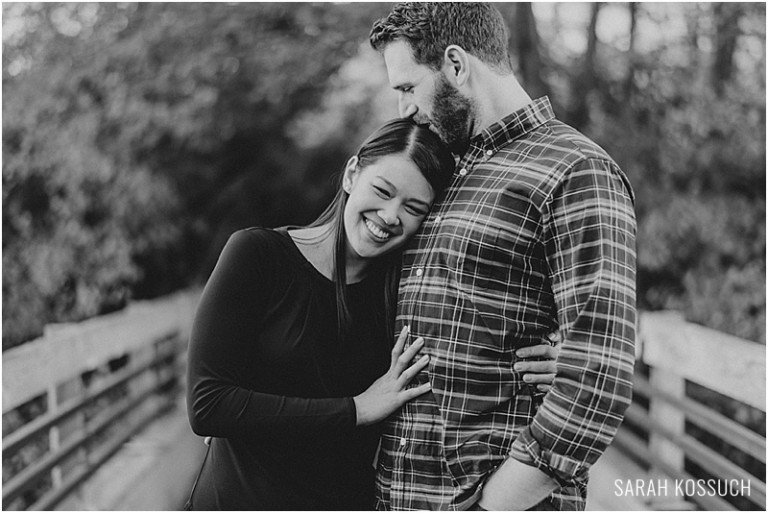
370, 2, 512, 73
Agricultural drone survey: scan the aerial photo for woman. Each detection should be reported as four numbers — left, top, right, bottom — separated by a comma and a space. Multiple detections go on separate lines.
185, 119, 557, 510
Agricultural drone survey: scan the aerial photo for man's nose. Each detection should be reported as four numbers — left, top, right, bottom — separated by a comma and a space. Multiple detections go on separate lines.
398, 98, 417, 119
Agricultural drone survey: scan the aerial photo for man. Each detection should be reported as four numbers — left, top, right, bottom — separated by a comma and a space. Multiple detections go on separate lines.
369, 3, 636, 511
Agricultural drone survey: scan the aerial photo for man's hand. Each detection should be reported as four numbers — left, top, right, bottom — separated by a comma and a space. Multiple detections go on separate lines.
514, 332, 561, 392
476, 457, 558, 510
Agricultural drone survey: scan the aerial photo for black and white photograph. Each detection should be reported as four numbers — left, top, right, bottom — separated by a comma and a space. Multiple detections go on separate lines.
2, 2, 765, 511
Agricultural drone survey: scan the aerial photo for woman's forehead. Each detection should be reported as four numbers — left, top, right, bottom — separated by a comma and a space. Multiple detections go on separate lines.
364, 154, 434, 201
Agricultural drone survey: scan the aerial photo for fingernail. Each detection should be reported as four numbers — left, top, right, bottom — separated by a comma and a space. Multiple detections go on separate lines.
416, 337, 424, 344
421, 354, 429, 361
523, 374, 532, 382
516, 349, 527, 357
405, 325, 410, 333
513, 363, 523, 370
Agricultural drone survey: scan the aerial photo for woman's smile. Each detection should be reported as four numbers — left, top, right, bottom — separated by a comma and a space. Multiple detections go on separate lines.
364, 217, 392, 241
364, 214, 404, 242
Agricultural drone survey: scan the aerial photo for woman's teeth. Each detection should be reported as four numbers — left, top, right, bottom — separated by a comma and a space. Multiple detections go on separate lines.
365, 219, 391, 240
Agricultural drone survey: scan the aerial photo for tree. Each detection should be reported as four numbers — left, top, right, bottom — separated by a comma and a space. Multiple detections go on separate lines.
580, 3, 765, 342
502, 3, 550, 98
570, 2, 602, 127
712, 2, 742, 96
2, 3, 392, 349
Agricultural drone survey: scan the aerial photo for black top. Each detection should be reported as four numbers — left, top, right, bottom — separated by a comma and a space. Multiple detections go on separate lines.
186, 228, 390, 510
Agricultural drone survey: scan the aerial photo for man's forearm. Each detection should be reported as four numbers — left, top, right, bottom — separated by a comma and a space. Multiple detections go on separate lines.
477, 457, 558, 510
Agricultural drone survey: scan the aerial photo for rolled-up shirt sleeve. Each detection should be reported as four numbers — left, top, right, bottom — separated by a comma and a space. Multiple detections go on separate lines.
509, 157, 637, 484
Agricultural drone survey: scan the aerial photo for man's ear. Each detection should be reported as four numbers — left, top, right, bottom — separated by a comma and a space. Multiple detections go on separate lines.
342, 156, 359, 193
443, 45, 470, 87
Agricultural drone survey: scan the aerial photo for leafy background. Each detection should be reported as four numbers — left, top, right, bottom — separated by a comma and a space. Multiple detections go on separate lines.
3, 2, 765, 350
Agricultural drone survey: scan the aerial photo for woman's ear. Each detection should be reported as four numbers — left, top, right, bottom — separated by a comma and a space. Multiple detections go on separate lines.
342, 156, 359, 193
443, 45, 470, 87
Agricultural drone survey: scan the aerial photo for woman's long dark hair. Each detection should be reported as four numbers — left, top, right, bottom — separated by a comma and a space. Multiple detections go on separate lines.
307, 119, 454, 343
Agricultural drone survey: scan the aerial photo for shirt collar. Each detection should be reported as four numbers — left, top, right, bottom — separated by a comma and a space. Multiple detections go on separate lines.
471, 96, 555, 155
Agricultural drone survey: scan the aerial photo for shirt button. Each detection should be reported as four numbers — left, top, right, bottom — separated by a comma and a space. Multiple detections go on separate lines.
459, 168, 468, 176
400, 437, 407, 447
434, 215, 442, 224
486, 149, 493, 156
415, 268, 423, 277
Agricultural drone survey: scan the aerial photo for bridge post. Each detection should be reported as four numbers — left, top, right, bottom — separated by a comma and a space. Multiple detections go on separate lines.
648, 365, 693, 509
48, 384, 63, 489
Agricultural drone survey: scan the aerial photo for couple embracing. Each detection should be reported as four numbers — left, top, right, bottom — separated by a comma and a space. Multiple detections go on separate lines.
186, 3, 636, 511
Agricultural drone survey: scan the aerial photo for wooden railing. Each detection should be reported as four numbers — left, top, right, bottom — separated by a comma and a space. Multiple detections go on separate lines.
614, 311, 766, 511
3, 298, 764, 511
2, 290, 200, 511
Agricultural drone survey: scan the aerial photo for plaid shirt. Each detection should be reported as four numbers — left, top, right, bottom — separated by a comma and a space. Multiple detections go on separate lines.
375, 97, 636, 511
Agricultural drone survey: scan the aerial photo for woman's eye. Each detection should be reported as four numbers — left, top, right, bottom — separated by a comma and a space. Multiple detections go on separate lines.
405, 205, 427, 216
374, 186, 391, 198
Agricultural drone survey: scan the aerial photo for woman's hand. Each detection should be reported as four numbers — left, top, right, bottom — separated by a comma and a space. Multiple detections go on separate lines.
353, 326, 431, 426
514, 332, 561, 392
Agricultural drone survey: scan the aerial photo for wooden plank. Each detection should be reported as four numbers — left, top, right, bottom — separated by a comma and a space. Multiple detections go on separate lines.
3, 339, 180, 454
640, 311, 766, 411
2, 372, 176, 505
613, 429, 739, 511
53, 403, 206, 511
623, 407, 767, 508
648, 366, 689, 509
634, 375, 766, 463
2, 290, 200, 412
30, 400, 174, 511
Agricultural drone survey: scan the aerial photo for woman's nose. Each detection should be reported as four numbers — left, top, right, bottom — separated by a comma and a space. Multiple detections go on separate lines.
378, 206, 400, 226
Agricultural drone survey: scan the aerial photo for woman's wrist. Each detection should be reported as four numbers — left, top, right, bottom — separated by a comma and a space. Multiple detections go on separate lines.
352, 394, 369, 426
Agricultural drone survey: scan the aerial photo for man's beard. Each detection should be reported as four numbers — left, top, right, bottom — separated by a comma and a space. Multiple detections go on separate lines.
428, 74, 477, 155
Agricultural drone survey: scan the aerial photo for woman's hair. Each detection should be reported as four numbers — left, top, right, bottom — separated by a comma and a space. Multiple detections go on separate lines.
309, 118, 454, 342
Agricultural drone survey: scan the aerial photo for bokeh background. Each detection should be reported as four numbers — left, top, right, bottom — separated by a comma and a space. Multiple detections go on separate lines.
3, 2, 765, 350
1, 3, 765, 511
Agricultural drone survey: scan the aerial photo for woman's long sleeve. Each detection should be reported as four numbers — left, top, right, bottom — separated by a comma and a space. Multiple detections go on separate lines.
186, 230, 356, 438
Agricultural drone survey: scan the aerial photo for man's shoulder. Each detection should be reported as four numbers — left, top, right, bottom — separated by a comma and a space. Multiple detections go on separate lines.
482, 120, 630, 206
534, 119, 617, 167
529, 121, 634, 203
484, 120, 616, 181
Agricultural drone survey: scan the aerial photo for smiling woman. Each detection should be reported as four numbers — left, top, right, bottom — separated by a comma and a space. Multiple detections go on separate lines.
342, 153, 434, 259
184, 119, 455, 510
295, 119, 454, 334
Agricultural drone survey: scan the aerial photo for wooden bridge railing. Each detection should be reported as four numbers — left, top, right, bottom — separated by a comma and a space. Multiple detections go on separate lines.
2, 290, 200, 511
2, 297, 764, 511
613, 311, 766, 511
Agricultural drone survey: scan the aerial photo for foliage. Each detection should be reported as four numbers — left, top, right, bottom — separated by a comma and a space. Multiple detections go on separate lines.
2, 3, 389, 349
2, 3, 765, 348
2, 67, 181, 347
580, 3, 766, 343
527, 2, 765, 343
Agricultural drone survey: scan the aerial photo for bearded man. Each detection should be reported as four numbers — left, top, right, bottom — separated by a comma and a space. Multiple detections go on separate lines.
370, 3, 637, 510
